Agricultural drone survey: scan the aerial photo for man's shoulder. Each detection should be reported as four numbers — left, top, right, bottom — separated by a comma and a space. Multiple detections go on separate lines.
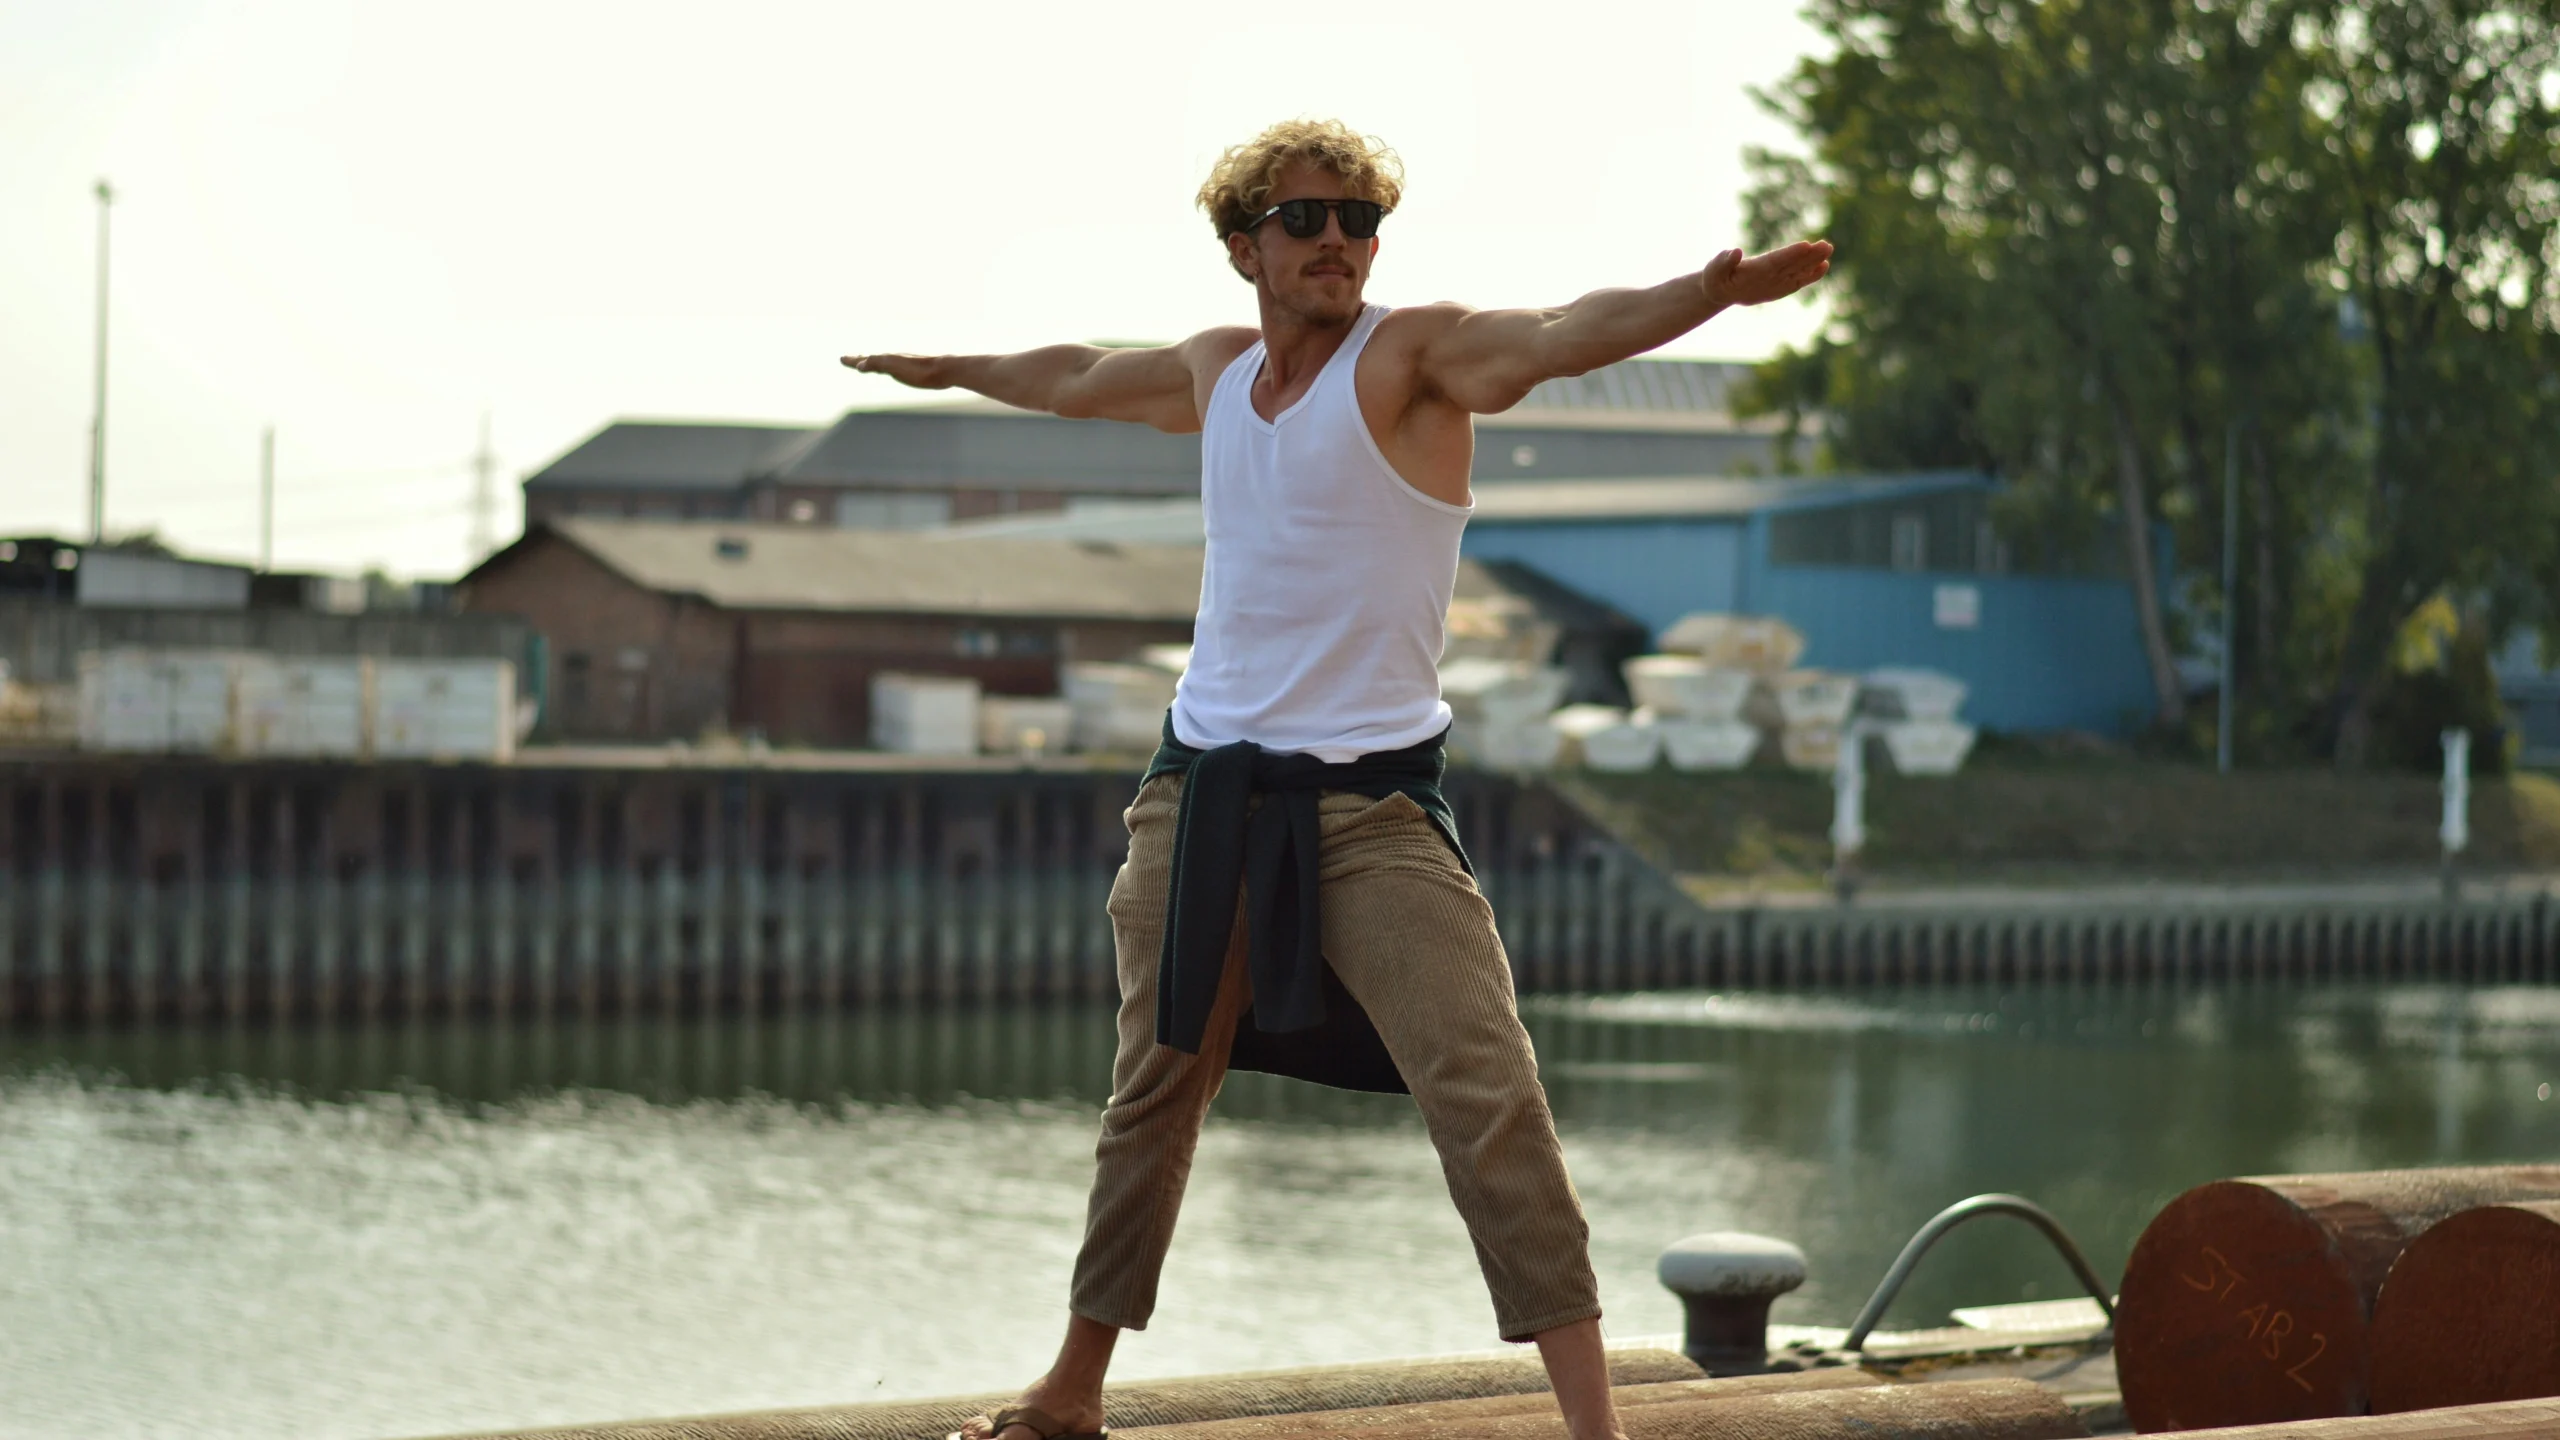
1375, 301, 1473, 337
1180, 325, 1262, 374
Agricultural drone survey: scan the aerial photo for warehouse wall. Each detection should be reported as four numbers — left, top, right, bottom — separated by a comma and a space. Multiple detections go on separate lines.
1456, 514, 2156, 735
1461, 520, 1747, 635
0, 600, 535, 685
1747, 564, 2154, 733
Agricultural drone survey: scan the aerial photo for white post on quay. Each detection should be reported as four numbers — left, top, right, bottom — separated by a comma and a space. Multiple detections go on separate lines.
2440, 727, 2471, 903
1831, 721, 1867, 902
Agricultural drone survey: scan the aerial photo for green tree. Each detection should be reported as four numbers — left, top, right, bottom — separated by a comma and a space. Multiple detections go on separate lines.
2297, 3, 2560, 760
1747, 0, 2560, 760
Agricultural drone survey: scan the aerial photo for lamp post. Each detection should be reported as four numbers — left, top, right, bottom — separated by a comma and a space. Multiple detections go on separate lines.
88, 179, 114, 544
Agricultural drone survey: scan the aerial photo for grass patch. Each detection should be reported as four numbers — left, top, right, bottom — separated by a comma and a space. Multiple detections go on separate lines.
1553, 755, 2560, 887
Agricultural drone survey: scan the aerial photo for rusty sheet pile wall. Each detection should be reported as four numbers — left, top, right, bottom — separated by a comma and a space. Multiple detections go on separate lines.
1, 755, 2555, 1026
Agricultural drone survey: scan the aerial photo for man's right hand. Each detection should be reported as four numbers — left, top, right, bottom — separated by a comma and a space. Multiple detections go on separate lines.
840, 353, 952, 389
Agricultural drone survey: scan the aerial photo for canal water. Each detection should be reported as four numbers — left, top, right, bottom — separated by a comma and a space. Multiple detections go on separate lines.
5, 983, 2558, 1440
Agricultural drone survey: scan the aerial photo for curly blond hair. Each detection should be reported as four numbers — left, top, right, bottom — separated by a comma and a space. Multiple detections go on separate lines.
1196, 118, 1405, 242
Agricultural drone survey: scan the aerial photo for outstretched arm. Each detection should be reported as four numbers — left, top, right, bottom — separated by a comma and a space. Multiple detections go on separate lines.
841, 328, 1255, 434
1414, 240, 1832, 414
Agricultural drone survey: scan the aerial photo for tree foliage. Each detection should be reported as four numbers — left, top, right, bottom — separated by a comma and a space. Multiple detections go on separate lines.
1746, 0, 2560, 761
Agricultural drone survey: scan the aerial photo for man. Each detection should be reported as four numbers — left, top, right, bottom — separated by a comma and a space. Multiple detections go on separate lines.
845, 118, 1830, 1440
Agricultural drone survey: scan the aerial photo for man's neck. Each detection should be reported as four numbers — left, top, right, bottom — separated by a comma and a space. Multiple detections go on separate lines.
1254, 296, 1364, 391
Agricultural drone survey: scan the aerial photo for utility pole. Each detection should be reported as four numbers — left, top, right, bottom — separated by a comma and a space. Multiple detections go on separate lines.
468, 412, 497, 561
259, 426, 275, 571
88, 179, 114, 544
2218, 420, 2240, 774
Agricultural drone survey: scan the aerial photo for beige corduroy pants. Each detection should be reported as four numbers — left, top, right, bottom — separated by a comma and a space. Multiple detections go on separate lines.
1067, 774, 1601, 1343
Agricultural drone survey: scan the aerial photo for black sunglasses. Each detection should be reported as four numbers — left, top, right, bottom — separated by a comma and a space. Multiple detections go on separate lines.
1241, 197, 1388, 240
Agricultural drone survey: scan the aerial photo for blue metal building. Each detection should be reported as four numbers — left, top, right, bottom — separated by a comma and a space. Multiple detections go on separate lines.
1459, 473, 2160, 735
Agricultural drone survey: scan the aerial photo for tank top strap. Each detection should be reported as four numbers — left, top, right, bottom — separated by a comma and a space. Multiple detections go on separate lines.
1206, 338, 1265, 425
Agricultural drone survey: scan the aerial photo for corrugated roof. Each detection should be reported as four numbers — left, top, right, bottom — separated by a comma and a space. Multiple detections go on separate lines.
947, 472, 1989, 544
547, 518, 1206, 620
775, 408, 1203, 494
526, 421, 819, 493
1514, 358, 1752, 415
1468, 471, 1986, 521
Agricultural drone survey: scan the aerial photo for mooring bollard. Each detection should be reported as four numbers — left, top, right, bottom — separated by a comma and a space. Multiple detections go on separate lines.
1656, 1231, 1807, 1375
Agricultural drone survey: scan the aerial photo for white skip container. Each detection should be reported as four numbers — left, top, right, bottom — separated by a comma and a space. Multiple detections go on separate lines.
1768, 670, 1861, 728
1621, 654, 1756, 721
870, 672, 981, 756
1551, 704, 1662, 772
1659, 718, 1762, 772
1861, 667, 1970, 723
1441, 657, 1570, 728
1881, 718, 1979, 775
1656, 613, 1806, 674
1779, 721, 1846, 772
1465, 717, 1568, 770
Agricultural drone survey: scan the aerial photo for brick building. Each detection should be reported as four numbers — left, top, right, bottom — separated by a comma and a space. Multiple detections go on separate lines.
459, 520, 1203, 746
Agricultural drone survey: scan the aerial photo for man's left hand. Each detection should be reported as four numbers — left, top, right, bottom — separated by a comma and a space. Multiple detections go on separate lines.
1702, 240, 1834, 308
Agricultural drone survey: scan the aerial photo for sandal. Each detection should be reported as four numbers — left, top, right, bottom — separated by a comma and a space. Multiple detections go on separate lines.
949, 1404, 1108, 1440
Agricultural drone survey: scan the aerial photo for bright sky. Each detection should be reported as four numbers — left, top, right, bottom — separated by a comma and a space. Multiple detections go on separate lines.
2, 2, 1831, 580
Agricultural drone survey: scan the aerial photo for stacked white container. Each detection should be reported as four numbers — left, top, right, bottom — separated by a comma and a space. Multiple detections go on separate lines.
1549, 703, 1661, 772
1861, 667, 1978, 774
1657, 613, 1807, 673
375, 658, 518, 761
1761, 670, 1862, 770
1063, 662, 1178, 754
1622, 655, 1760, 771
869, 672, 980, 756
1441, 657, 1570, 769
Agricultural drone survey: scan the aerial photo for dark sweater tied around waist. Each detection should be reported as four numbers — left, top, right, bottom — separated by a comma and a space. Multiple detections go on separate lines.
1144, 714, 1471, 1095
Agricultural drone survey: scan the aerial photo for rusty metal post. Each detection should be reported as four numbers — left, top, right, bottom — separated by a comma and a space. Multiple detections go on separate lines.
2116, 1165, 2560, 1432
2368, 1199, 2560, 1414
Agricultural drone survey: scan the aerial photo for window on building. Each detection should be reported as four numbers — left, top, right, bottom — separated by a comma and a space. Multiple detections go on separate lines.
787, 498, 818, 523
836, 492, 954, 529
1889, 513, 1927, 572
1768, 490, 2117, 578
1974, 520, 2012, 575
562, 653, 591, 721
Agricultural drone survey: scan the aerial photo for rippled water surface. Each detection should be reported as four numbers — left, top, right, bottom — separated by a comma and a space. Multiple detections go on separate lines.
5, 984, 2559, 1440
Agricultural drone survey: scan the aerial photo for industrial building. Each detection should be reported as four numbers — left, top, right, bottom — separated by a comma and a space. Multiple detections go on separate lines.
458, 518, 1647, 747
520, 357, 1782, 529
958, 472, 2165, 735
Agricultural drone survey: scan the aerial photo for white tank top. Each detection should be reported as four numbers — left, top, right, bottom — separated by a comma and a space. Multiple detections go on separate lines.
1171, 304, 1473, 763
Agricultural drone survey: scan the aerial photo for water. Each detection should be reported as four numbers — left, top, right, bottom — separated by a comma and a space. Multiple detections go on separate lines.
4, 984, 2558, 1440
